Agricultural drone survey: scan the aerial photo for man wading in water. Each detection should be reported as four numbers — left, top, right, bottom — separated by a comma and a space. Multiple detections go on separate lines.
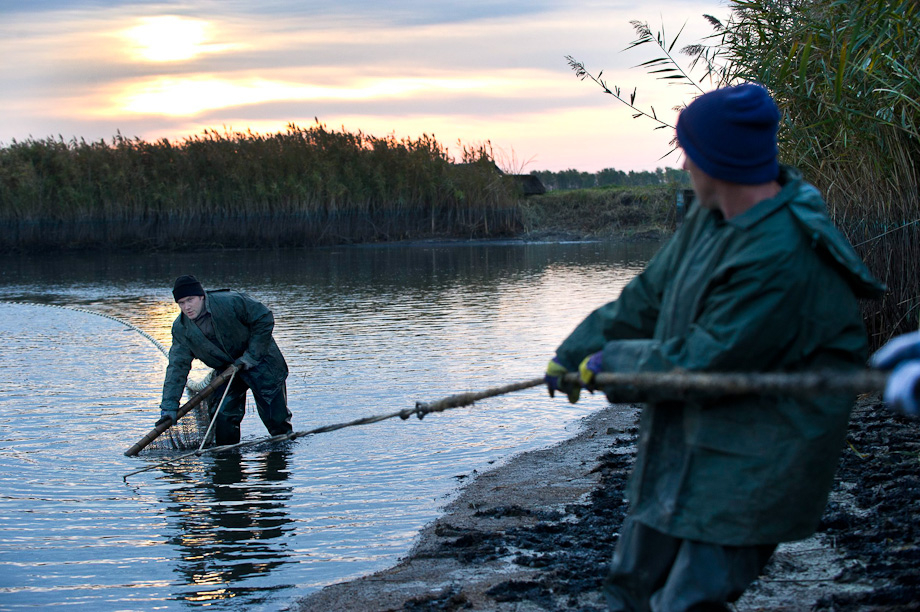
158, 275, 293, 445
545, 84, 884, 611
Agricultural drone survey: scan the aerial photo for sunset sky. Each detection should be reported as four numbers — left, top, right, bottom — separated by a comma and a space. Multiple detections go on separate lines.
0, 1, 728, 173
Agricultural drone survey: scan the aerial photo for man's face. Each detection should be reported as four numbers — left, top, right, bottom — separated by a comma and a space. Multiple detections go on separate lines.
682, 155, 717, 211
177, 295, 205, 319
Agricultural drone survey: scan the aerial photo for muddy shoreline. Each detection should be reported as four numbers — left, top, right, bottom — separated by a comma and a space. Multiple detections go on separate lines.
292, 398, 920, 611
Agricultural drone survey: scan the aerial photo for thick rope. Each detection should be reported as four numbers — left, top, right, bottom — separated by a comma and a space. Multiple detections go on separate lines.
583, 369, 889, 401
411, 369, 889, 413
123, 368, 889, 480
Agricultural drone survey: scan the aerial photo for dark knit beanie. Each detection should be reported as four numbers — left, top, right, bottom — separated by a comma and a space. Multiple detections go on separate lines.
676, 83, 781, 185
172, 275, 205, 302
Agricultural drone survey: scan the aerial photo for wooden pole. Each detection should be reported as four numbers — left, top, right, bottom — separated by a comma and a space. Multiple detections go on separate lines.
124, 365, 239, 457
580, 369, 889, 402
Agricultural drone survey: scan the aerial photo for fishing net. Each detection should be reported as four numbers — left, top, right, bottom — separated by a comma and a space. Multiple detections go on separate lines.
146, 403, 211, 451
145, 370, 230, 452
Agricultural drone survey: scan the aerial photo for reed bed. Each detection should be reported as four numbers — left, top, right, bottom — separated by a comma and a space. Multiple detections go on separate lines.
0, 123, 522, 251
570, 1, 918, 345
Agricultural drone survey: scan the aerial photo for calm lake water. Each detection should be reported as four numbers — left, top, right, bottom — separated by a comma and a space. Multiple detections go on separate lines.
0, 240, 660, 611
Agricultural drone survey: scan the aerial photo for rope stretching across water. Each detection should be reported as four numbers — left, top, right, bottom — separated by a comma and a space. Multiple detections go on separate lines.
6, 300, 169, 354
122, 368, 888, 480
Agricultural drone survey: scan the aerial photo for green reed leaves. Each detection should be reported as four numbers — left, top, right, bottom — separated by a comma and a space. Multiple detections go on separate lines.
713, 0, 920, 344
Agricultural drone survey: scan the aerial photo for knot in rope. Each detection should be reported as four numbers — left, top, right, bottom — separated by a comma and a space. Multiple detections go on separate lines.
408, 398, 459, 420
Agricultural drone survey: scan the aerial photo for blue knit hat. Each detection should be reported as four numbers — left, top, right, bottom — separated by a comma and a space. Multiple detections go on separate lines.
676, 83, 781, 184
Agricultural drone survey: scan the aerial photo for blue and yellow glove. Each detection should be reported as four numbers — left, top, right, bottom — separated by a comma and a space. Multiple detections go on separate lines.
578, 351, 604, 390
545, 357, 581, 404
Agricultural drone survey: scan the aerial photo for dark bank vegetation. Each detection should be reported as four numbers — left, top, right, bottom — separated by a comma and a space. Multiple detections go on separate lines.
520, 185, 675, 240
0, 123, 525, 251
571, 0, 920, 346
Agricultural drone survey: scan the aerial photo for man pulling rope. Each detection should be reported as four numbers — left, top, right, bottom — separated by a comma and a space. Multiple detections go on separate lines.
545, 83, 886, 611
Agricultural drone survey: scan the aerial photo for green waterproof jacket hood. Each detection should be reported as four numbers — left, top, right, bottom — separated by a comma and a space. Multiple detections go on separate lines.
748, 168, 884, 299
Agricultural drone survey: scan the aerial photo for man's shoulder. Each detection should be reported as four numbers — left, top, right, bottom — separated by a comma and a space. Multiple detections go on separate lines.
205, 288, 241, 305
724, 189, 884, 298
727, 173, 828, 252
206, 288, 270, 315
782, 183, 885, 298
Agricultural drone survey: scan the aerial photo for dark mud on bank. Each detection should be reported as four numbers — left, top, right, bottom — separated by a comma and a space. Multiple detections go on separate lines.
814, 401, 920, 610
294, 400, 920, 611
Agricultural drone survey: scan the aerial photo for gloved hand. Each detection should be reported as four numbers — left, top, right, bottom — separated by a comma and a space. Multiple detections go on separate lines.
870, 330, 920, 369
545, 357, 581, 404
156, 408, 178, 427
233, 357, 251, 371
870, 331, 920, 417
578, 351, 604, 389
882, 361, 920, 417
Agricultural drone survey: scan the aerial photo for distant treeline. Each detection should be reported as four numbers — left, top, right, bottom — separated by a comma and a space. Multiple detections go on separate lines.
530, 167, 690, 191
0, 124, 525, 251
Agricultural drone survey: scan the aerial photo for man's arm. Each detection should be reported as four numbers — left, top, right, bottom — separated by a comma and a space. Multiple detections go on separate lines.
555, 271, 662, 370
597, 253, 836, 376
552, 203, 712, 371
160, 330, 194, 412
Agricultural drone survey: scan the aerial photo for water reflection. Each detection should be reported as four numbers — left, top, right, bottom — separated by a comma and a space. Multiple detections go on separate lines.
167, 448, 295, 606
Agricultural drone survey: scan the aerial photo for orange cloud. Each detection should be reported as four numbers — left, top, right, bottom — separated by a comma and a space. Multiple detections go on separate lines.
92, 69, 575, 117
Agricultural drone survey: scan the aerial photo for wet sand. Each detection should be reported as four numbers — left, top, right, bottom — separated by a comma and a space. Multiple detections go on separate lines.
293, 399, 920, 611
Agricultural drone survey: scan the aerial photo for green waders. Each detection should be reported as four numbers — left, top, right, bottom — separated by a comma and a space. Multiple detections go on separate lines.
603, 518, 776, 612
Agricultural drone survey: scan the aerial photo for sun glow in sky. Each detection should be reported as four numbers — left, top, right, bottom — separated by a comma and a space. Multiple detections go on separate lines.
0, 1, 726, 172
123, 16, 218, 62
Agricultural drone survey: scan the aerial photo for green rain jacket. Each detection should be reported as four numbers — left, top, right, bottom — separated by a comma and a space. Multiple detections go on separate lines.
555, 167, 884, 545
160, 290, 288, 412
